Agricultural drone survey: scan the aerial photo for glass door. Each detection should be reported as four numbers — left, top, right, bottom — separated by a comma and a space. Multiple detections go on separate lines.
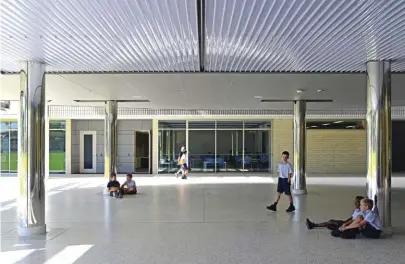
80, 131, 97, 173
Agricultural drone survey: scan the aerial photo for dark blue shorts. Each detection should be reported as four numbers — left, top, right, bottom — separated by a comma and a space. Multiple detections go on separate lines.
182, 163, 188, 171
277, 178, 291, 195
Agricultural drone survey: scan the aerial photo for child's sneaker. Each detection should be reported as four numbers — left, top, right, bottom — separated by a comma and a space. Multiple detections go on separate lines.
286, 204, 295, 212
266, 203, 277, 211
306, 218, 315, 229
109, 192, 114, 197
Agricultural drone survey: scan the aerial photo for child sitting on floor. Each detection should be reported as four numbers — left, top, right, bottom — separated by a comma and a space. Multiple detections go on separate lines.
119, 173, 137, 198
306, 196, 364, 230
107, 173, 120, 197
331, 198, 382, 239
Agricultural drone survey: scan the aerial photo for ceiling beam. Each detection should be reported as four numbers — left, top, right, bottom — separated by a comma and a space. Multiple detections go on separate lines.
197, 0, 206, 72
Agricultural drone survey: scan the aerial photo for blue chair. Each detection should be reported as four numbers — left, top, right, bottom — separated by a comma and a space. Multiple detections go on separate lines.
216, 157, 224, 168
205, 157, 215, 168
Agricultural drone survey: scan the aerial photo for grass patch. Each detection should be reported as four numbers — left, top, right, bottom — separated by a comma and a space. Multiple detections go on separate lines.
1, 151, 65, 172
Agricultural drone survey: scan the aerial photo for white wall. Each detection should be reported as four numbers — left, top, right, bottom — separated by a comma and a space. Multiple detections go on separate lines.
70, 119, 152, 174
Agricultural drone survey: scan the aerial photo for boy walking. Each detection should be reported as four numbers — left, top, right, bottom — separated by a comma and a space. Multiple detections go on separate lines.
175, 146, 186, 177
266, 151, 295, 212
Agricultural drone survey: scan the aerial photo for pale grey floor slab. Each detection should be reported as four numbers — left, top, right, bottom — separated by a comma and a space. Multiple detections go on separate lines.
1, 175, 405, 264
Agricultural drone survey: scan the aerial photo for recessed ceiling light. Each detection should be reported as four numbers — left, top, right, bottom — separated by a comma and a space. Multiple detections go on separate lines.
310, 125, 318, 128
322, 123, 330, 126
346, 125, 355, 128
254, 96, 263, 99
296, 89, 305, 93
334, 120, 343, 123
317, 89, 325, 92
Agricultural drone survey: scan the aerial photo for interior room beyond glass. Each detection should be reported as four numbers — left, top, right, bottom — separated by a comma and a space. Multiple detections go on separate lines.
158, 120, 272, 174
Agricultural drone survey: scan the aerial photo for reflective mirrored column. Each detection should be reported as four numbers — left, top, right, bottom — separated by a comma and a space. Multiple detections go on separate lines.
366, 60, 391, 229
292, 100, 307, 195
104, 101, 118, 178
18, 61, 46, 236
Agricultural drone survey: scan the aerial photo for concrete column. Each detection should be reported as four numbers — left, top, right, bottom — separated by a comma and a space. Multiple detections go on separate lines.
366, 60, 392, 230
65, 119, 72, 174
45, 105, 49, 180
18, 61, 46, 236
152, 119, 159, 174
292, 100, 307, 195
104, 101, 118, 178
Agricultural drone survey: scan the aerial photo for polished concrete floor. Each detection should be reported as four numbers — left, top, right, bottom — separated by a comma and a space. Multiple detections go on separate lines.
1, 175, 405, 264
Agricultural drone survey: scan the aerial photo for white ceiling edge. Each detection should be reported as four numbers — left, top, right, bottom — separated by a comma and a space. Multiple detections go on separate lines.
2, 72, 405, 111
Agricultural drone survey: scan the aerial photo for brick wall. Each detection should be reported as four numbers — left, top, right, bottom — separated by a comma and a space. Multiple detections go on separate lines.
271, 119, 367, 174
271, 119, 294, 168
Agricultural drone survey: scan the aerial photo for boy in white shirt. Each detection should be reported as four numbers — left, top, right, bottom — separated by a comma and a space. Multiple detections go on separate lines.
118, 173, 137, 198
180, 150, 189, 180
266, 151, 295, 212
306, 196, 364, 230
175, 146, 186, 177
332, 198, 382, 239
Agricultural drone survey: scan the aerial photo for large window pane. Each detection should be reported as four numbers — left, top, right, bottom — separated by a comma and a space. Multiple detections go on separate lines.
158, 129, 186, 173
216, 130, 243, 172
1, 131, 10, 171
158, 121, 186, 129
49, 120, 66, 130
9, 130, 18, 171
216, 121, 243, 129
189, 130, 215, 172
244, 121, 271, 129
0, 121, 9, 130
9, 121, 18, 129
188, 121, 215, 129
244, 130, 271, 172
49, 130, 66, 171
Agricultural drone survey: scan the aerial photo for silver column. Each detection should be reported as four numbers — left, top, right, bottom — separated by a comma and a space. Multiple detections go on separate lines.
366, 60, 391, 229
292, 100, 307, 195
104, 101, 118, 178
18, 61, 46, 236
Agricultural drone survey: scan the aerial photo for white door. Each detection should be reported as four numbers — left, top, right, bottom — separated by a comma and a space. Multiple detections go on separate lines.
80, 131, 97, 173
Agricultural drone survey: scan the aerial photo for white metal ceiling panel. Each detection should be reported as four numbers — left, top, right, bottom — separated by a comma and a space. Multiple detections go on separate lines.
0, 0, 199, 72
205, 0, 405, 72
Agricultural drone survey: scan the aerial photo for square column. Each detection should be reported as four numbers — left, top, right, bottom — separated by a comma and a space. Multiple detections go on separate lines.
104, 101, 118, 178
292, 100, 307, 195
366, 60, 392, 230
18, 61, 46, 236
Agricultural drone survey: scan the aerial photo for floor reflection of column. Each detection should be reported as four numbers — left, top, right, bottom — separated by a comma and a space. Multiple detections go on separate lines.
292, 195, 307, 222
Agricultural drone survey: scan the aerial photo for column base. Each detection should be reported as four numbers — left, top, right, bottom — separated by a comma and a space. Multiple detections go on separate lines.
18, 225, 46, 237
292, 189, 307, 195
382, 226, 393, 237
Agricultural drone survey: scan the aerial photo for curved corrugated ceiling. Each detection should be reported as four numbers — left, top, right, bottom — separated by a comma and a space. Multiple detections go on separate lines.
205, 0, 405, 72
1, 0, 405, 73
0, 0, 199, 72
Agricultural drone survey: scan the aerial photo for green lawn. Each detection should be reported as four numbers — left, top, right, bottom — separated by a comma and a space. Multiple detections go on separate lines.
1, 151, 65, 172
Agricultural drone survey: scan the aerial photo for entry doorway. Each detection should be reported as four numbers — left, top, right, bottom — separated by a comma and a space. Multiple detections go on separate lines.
392, 121, 405, 172
134, 131, 150, 173
80, 131, 97, 173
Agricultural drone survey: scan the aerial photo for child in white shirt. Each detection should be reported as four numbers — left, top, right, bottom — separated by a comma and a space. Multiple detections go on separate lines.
180, 151, 189, 180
